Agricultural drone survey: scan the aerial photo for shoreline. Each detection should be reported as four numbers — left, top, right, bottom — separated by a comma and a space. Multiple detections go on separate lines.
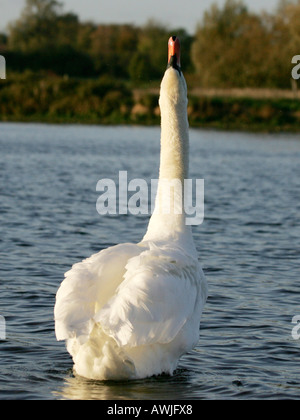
0, 114, 299, 133
1, 76, 299, 133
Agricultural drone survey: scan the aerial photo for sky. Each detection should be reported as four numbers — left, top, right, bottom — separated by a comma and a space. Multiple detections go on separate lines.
0, 0, 280, 34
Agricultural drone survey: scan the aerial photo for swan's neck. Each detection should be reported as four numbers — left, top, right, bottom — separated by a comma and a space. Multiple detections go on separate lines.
159, 98, 189, 183
143, 75, 192, 243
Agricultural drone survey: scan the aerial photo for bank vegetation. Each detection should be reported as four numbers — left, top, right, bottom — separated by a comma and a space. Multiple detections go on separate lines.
0, 0, 299, 131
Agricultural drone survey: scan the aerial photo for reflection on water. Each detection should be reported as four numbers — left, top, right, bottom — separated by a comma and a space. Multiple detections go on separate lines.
1, 123, 300, 400
55, 369, 192, 400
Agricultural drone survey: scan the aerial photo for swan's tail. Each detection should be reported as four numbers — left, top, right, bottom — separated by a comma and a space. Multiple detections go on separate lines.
65, 324, 136, 380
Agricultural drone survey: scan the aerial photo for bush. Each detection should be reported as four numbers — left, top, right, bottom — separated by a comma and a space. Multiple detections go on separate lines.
0, 72, 133, 123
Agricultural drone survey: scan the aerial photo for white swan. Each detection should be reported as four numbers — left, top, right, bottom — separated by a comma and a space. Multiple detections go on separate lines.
54, 36, 208, 380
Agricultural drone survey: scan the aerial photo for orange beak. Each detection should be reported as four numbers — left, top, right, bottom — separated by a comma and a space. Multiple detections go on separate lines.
168, 36, 181, 68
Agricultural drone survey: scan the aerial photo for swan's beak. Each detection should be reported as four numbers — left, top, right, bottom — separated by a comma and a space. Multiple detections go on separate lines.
167, 36, 181, 73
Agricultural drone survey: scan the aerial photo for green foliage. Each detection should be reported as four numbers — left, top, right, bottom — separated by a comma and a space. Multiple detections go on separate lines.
89, 24, 139, 78
8, 0, 65, 51
129, 52, 153, 82
5, 1, 194, 82
3, 47, 95, 77
191, 0, 300, 88
0, 73, 133, 122
187, 95, 300, 131
0, 33, 8, 48
1, 71, 299, 130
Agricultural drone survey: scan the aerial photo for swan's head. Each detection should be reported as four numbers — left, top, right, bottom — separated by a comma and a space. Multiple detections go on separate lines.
159, 36, 187, 109
168, 36, 181, 74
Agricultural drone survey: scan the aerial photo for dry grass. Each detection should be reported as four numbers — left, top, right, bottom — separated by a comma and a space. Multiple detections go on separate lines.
190, 87, 300, 100
134, 87, 300, 100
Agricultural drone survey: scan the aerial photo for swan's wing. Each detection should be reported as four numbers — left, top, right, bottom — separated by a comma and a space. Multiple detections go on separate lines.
54, 243, 142, 343
96, 244, 206, 347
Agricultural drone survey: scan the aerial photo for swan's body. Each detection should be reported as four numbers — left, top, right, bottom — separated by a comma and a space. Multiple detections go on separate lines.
54, 37, 207, 380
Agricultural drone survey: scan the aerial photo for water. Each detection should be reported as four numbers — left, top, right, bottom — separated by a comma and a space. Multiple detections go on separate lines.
0, 122, 300, 400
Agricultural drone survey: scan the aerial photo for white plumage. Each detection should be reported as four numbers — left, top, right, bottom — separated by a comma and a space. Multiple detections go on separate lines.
54, 37, 208, 380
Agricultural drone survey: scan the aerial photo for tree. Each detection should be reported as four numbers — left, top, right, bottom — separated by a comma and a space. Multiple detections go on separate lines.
76, 22, 97, 52
275, 0, 300, 52
258, 0, 300, 88
128, 51, 153, 82
8, 0, 64, 51
8, 0, 81, 52
135, 20, 168, 79
0, 33, 8, 52
7, 0, 96, 76
191, 0, 275, 88
90, 24, 139, 77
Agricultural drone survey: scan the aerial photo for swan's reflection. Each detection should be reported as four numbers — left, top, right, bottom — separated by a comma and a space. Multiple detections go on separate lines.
55, 374, 134, 400
54, 368, 191, 400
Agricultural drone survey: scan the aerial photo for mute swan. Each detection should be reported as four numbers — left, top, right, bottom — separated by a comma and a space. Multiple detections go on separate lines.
54, 36, 208, 380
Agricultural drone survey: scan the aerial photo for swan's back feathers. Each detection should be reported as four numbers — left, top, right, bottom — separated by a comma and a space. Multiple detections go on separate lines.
55, 240, 207, 355
96, 243, 206, 348
55, 240, 207, 379
54, 243, 142, 343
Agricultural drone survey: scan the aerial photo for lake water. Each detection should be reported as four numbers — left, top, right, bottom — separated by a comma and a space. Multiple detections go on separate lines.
0, 122, 300, 400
